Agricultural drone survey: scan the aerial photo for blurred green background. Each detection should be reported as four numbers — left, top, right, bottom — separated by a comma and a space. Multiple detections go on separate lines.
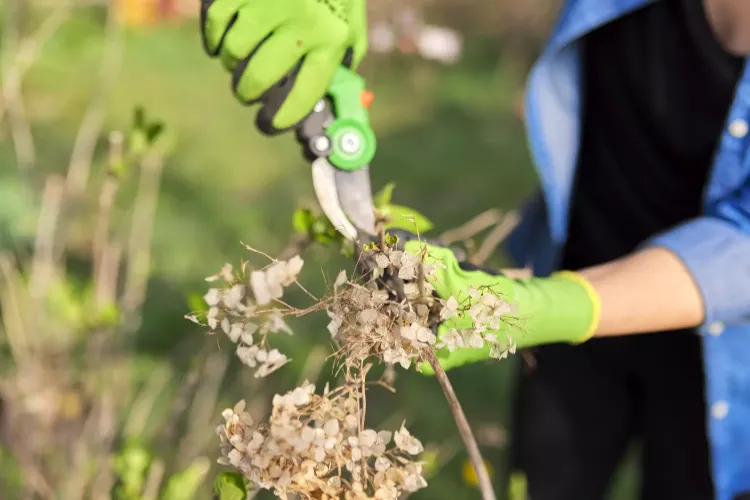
0, 1, 639, 499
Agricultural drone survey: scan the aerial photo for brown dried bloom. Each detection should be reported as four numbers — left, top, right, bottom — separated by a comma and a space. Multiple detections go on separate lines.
217, 381, 427, 499
186, 256, 304, 378
326, 238, 517, 371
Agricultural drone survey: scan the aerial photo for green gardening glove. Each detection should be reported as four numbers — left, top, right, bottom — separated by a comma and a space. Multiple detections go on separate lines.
200, 0, 368, 131
402, 241, 601, 375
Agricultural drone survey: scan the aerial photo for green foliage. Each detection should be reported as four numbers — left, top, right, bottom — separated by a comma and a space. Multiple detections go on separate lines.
113, 442, 210, 500
292, 207, 341, 245
379, 203, 434, 233
187, 291, 209, 314
0, 446, 23, 494
161, 459, 211, 500
374, 183, 435, 233
508, 471, 528, 500
373, 182, 396, 208
213, 473, 248, 500
114, 441, 152, 500
128, 106, 168, 161
43, 276, 121, 334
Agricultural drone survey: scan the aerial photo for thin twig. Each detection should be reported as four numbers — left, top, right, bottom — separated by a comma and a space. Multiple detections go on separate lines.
65, 2, 125, 198
470, 210, 521, 266
141, 459, 165, 500
0, 254, 31, 367
177, 352, 229, 467
28, 174, 65, 301
278, 233, 313, 261
121, 153, 164, 317
0, 1, 71, 127
93, 132, 124, 307
439, 208, 503, 245
425, 349, 496, 500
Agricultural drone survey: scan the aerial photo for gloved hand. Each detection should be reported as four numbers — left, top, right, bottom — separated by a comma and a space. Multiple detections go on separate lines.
402, 241, 601, 375
200, 0, 368, 131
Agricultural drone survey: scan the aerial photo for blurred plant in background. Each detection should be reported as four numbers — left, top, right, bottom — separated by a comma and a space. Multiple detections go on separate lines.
0, 2, 224, 498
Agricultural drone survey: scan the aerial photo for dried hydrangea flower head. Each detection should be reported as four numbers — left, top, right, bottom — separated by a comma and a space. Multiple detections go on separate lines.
326, 236, 517, 371
217, 381, 427, 499
186, 256, 304, 378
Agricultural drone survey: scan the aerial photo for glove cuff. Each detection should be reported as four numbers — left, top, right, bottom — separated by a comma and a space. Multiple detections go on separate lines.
550, 271, 601, 343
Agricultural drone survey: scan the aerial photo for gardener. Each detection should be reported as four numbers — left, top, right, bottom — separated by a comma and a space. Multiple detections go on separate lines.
200, 1, 750, 499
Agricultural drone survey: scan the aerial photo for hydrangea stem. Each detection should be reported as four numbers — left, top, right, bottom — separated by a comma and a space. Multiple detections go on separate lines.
425, 349, 497, 500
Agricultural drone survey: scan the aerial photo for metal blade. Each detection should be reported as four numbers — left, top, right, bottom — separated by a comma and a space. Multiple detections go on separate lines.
311, 158, 359, 240
334, 165, 377, 237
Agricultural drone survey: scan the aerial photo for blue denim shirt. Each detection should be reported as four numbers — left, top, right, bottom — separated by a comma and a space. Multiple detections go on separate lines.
507, 1, 750, 498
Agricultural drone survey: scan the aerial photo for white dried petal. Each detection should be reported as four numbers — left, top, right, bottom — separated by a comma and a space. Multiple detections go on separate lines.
388, 250, 403, 266
375, 456, 391, 472
394, 425, 423, 455
377, 430, 392, 445
204, 288, 221, 306
400, 323, 418, 341
470, 332, 484, 349
207, 307, 219, 329
415, 325, 434, 344
236, 345, 258, 367
374, 253, 390, 269
285, 255, 304, 284
344, 414, 358, 431
324, 419, 339, 437
250, 271, 271, 305
357, 309, 379, 326
227, 323, 243, 343
223, 284, 245, 309
241, 322, 258, 343
326, 310, 343, 337
398, 265, 417, 280
359, 429, 377, 448
334, 270, 347, 288
301, 426, 316, 443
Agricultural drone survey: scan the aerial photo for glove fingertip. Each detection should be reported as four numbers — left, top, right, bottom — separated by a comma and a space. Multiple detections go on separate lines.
271, 108, 306, 132
351, 41, 368, 69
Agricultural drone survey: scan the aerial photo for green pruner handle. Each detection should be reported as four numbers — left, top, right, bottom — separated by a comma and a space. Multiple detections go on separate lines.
322, 66, 377, 171
251, 63, 377, 172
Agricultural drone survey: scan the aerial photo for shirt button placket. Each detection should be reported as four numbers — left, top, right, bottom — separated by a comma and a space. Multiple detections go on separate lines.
707, 321, 725, 336
729, 119, 748, 138
711, 400, 730, 420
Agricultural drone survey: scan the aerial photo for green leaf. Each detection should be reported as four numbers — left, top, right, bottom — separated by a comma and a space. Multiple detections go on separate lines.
311, 219, 340, 244
146, 122, 165, 144
420, 449, 440, 476
187, 292, 209, 314
292, 208, 316, 234
373, 182, 396, 208
213, 472, 248, 500
380, 204, 434, 233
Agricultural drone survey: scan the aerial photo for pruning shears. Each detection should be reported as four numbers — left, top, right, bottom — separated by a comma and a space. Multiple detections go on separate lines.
259, 66, 379, 242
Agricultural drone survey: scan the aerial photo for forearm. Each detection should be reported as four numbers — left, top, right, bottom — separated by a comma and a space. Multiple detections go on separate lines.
578, 246, 705, 336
